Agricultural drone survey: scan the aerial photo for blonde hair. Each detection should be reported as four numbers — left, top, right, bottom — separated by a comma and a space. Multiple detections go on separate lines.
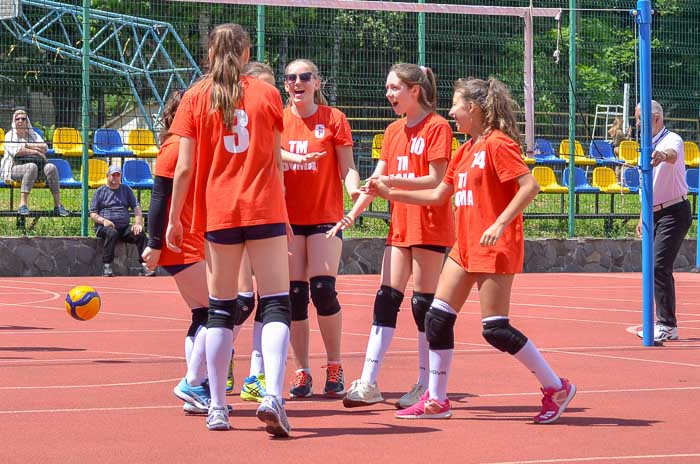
453, 77, 520, 143
207, 23, 250, 128
389, 63, 437, 112
243, 61, 274, 79
285, 59, 328, 106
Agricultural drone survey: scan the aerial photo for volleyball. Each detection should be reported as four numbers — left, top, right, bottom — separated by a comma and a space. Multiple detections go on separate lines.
65, 286, 101, 321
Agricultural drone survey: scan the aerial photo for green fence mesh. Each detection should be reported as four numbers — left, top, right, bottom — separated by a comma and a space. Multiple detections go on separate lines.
0, 0, 698, 238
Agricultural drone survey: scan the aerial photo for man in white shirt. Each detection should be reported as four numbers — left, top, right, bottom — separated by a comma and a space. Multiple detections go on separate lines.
635, 100, 692, 342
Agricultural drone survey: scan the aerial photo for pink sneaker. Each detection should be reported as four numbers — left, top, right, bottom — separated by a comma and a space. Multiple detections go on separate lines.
395, 391, 452, 419
534, 378, 576, 424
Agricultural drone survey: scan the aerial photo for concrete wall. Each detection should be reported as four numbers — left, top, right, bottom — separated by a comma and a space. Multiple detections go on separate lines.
0, 236, 697, 277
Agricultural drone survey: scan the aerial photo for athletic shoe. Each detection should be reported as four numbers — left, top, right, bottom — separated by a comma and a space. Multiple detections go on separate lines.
395, 391, 452, 419
256, 395, 291, 437
342, 379, 384, 408
395, 383, 426, 409
102, 263, 114, 277
139, 264, 156, 277
206, 406, 230, 431
17, 205, 30, 216
173, 377, 211, 410
323, 363, 345, 396
636, 323, 679, 342
183, 403, 233, 416
240, 374, 266, 402
226, 352, 235, 395
534, 378, 576, 424
54, 205, 70, 217
289, 369, 312, 398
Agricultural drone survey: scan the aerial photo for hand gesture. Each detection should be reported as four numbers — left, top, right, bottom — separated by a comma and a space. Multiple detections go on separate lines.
142, 246, 161, 271
480, 223, 505, 247
364, 177, 390, 199
166, 221, 183, 253
132, 223, 143, 235
326, 215, 354, 239
301, 151, 327, 164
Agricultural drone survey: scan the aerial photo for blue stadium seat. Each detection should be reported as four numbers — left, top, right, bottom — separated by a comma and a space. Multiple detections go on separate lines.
47, 158, 81, 188
687, 168, 698, 194
534, 138, 566, 165
589, 140, 620, 167
122, 159, 154, 189
32, 127, 55, 156
93, 128, 134, 157
562, 167, 600, 193
622, 168, 640, 193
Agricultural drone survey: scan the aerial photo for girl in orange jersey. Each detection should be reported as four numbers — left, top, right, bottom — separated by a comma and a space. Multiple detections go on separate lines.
165, 24, 292, 436
332, 63, 455, 410
369, 77, 575, 423
281, 58, 361, 399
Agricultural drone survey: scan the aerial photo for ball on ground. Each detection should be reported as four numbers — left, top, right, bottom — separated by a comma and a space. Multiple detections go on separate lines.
65, 286, 101, 321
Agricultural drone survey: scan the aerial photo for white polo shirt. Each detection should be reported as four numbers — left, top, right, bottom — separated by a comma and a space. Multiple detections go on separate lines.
652, 127, 688, 206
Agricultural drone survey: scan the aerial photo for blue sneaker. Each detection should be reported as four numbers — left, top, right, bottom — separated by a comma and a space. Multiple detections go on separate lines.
256, 395, 291, 437
18, 205, 29, 216
173, 378, 211, 410
240, 374, 266, 402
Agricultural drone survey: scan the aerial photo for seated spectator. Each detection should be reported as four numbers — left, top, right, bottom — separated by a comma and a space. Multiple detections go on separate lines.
0, 110, 70, 216
89, 164, 153, 277
608, 116, 631, 156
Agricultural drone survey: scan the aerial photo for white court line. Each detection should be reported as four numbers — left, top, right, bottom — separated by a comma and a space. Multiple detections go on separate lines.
0, 405, 182, 414
0, 377, 181, 390
0, 328, 187, 335
487, 454, 700, 464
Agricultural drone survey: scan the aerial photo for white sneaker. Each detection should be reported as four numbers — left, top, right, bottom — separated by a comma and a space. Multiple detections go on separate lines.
394, 383, 427, 409
256, 395, 291, 437
636, 323, 679, 341
342, 379, 384, 408
206, 406, 230, 431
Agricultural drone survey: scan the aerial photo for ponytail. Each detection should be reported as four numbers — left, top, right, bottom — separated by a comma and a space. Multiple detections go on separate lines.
453, 77, 520, 144
390, 63, 436, 112
207, 23, 250, 128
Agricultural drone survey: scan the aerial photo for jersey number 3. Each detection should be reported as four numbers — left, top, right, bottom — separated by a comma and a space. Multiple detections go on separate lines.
224, 109, 250, 154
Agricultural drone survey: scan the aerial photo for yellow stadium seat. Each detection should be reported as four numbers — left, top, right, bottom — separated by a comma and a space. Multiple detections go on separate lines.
79, 158, 109, 188
684, 141, 699, 168
371, 134, 383, 160
618, 140, 639, 166
532, 166, 568, 193
128, 129, 159, 158
0, 127, 5, 155
592, 167, 629, 193
558, 139, 596, 166
53, 127, 92, 157
451, 137, 460, 155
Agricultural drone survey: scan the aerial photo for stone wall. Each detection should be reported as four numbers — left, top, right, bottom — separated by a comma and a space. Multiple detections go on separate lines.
0, 236, 697, 277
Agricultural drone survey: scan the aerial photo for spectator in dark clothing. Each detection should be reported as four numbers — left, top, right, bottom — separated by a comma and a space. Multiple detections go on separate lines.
89, 164, 153, 276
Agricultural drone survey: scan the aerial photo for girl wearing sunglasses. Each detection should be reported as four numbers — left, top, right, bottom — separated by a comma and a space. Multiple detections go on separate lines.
328, 63, 455, 411
166, 24, 292, 436
281, 58, 361, 400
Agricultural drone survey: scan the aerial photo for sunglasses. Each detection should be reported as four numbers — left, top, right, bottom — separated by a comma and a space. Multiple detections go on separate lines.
15, 117, 27, 121
284, 72, 313, 84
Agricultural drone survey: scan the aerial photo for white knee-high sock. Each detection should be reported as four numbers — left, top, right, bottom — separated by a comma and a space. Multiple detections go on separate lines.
417, 331, 429, 387
205, 326, 233, 408
360, 325, 394, 385
249, 321, 264, 376
513, 340, 562, 390
261, 321, 289, 400
184, 336, 194, 365
185, 326, 207, 386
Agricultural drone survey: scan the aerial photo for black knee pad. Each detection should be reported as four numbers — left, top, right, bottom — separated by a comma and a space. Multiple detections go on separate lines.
207, 297, 236, 330
233, 294, 255, 326
411, 292, 434, 333
187, 306, 208, 337
260, 294, 291, 327
482, 318, 528, 355
290, 280, 310, 321
372, 285, 404, 328
425, 307, 457, 350
310, 275, 341, 317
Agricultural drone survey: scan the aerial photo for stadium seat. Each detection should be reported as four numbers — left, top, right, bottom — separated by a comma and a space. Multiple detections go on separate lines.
532, 166, 568, 194
684, 141, 699, 168
562, 167, 600, 193
621, 168, 640, 193
559, 139, 596, 166
31, 127, 55, 156
589, 140, 620, 167
122, 159, 154, 189
93, 129, 134, 158
53, 127, 93, 157
687, 168, 698, 194
371, 133, 383, 160
592, 167, 629, 193
533, 138, 566, 165
618, 140, 639, 166
0, 127, 4, 155
127, 129, 159, 158
79, 158, 109, 188
452, 137, 461, 155
47, 158, 81, 188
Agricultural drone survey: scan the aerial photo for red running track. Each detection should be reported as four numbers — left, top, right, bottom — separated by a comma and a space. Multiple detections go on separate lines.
1, 273, 699, 463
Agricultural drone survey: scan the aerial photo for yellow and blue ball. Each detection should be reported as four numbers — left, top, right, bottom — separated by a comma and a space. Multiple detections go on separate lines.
65, 286, 101, 321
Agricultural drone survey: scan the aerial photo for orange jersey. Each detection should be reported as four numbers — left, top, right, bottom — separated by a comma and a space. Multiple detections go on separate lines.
282, 106, 353, 225
444, 129, 530, 273
169, 77, 287, 233
380, 113, 455, 247
154, 135, 204, 266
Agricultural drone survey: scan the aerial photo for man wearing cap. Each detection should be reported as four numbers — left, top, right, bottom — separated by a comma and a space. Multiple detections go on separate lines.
89, 164, 153, 277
